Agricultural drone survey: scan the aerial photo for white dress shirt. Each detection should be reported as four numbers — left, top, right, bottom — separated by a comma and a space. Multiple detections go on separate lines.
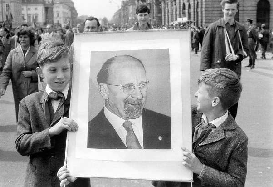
45, 84, 69, 112
201, 111, 228, 129
104, 106, 144, 148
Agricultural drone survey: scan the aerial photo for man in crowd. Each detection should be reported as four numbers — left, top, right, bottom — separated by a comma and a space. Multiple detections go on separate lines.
129, 4, 152, 30
64, 24, 74, 47
259, 23, 270, 59
200, 0, 249, 119
245, 18, 258, 69
87, 55, 171, 149
84, 17, 100, 32
46, 24, 54, 34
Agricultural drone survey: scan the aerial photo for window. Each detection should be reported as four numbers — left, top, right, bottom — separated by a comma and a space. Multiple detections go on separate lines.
35, 7, 37, 10
6, 4, 10, 11
27, 7, 30, 11
57, 12, 59, 17
22, 14, 25, 20
33, 14, 38, 22
27, 14, 31, 22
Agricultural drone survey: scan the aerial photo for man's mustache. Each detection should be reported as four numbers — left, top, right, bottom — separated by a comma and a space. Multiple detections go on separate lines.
125, 98, 144, 105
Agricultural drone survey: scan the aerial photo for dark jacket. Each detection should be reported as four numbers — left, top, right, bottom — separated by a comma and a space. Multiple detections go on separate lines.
200, 18, 249, 78
16, 91, 90, 187
154, 109, 248, 187
87, 108, 171, 149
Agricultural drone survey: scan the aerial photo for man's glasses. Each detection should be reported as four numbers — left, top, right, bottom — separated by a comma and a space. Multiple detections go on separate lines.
106, 81, 149, 95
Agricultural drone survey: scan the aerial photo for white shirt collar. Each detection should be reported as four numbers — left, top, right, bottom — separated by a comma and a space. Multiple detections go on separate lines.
201, 111, 228, 128
19, 45, 30, 57
45, 84, 69, 99
103, 106, 143, 147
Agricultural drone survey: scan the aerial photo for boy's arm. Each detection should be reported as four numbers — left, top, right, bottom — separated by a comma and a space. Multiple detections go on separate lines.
198, 138, 248, 187
15, 99, 52, 156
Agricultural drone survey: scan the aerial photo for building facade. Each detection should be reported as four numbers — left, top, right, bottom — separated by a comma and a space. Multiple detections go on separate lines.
159, 0, 272, 30
21, 0, 53, 26
116, 0, 272, 30
21, 0, 77, 27
0, 0, 22, 28
54, 0, 77, 27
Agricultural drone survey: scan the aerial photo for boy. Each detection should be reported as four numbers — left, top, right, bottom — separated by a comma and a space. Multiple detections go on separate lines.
153, 68, 248, 187
128, 4, 152, 30
181, 68, 248, 186
15, 35, 89, 187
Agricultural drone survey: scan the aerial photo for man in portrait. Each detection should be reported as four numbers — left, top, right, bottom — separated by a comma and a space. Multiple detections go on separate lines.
87, 55, 171, 149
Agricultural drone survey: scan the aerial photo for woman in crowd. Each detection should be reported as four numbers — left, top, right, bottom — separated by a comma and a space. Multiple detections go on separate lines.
0, 28, 38, 121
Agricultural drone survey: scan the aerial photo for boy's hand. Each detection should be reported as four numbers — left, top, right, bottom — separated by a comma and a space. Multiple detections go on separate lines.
22, 71, 33, 78
49, 117, 78, 137
57, 166, 77, 187
181, 147, 203, 175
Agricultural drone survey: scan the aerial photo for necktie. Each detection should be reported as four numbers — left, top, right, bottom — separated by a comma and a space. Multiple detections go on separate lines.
123, 121, 142, 149
48, 91, 64, 100
47, 92, 65, 122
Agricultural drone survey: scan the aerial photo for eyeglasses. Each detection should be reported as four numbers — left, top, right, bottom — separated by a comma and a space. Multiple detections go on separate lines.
106, 81, 149, 95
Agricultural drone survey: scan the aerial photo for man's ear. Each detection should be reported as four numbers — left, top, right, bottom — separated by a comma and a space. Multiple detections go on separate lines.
212, 97, 220, 107
98, 83, 109, 99
36, 67, 44, 78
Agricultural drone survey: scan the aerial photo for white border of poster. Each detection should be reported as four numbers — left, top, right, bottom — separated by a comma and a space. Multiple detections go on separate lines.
67, 30, 192, 182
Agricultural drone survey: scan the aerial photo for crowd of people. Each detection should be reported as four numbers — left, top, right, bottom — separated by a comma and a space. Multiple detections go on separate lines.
0, 0, 273, 186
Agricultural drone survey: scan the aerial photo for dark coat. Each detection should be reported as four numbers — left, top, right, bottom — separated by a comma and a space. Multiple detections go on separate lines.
0, 46, 38, 120
16, 91, 89, 187
155, 109, 248, 187
87, 108, 171, 149
200, 18, 249, 78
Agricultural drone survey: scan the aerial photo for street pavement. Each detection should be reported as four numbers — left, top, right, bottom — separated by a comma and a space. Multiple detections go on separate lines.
0, 51, 273, 186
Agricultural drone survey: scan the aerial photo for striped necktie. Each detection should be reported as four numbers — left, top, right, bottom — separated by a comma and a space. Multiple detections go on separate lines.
123, 120, 142, 149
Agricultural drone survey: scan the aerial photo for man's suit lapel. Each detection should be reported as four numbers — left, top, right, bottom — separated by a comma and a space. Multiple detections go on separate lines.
142, 109, 167, 149
39, 91, 51, 126
199, 114, 236, 146
99, 110, 126, 149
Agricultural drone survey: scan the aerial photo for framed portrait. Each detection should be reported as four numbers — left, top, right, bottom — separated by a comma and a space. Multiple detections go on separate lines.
67, 30, 192, 182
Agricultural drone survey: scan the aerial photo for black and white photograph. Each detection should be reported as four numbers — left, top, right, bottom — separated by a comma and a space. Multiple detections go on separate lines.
0, 0, 272, 187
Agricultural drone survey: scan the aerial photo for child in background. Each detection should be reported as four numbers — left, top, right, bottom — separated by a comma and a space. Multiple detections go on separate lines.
15, 35, 89, 187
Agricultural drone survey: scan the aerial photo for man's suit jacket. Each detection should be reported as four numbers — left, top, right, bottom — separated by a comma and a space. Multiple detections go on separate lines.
16, 90, 89, 187
155, 108, 248, 187
87, 108, 171, 149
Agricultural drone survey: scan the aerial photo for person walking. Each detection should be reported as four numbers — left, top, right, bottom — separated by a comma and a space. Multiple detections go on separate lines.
192, 27, 200, 54
245, 18, 258, 69
200, 0, 249, 119
0, 28, 38, 121
259, 24, 270, 59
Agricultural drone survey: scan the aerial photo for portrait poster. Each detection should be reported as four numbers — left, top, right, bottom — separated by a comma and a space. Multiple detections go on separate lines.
67, 30, 192, 182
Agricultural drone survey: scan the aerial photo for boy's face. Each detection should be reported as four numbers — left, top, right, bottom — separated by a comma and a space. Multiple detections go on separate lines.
41, 57, 71, 92
194, 83, 214, 113
137, 12, 149, 25
222, 3, 238, 21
